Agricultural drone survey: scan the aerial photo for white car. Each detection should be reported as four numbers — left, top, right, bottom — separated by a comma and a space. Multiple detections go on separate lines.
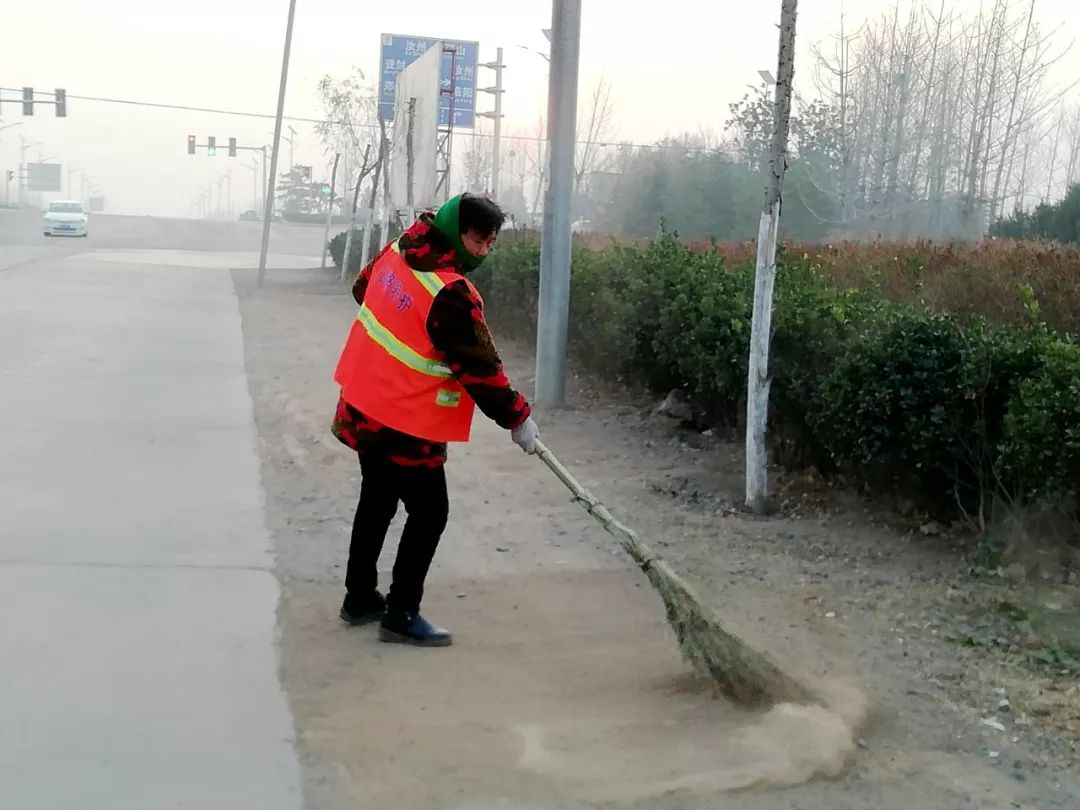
43, 201, 89, 237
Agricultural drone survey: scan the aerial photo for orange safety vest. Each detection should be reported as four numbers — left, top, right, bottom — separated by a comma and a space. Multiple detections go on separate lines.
333, 242, 478, 443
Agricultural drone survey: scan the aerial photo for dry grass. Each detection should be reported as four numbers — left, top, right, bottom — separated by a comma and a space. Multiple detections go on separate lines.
570, 230, 1080, 335
692, 237, 1080, 335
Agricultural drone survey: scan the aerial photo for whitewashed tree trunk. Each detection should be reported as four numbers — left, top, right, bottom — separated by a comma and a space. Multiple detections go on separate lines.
339, 144, 373, 283
745, 0, 798, 514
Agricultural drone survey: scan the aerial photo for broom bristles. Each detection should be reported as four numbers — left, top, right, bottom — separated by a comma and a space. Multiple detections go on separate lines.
534, 440, 819, 707
644, 559, 817, 706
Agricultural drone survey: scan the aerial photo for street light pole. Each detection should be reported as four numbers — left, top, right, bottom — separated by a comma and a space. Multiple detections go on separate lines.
480, 48, 505, 196
258, 0, 298, 287
535, 0, 582, 408
18, 136, 42, 206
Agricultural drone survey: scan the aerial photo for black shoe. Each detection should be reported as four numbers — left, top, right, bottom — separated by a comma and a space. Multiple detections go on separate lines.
340, 591, 386, 626
379, 611, 453, 647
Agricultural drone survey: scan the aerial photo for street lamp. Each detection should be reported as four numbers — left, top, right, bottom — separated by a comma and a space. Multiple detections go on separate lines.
269, 127, 297, 170
516, 44, 550, 63
240, 158, 259, 213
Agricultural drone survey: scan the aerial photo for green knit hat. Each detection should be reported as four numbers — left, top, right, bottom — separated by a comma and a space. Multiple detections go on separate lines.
432, 194, 487, 272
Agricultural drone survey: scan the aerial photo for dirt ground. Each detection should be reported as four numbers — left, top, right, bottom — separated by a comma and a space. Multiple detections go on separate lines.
234, 266, 1080, 809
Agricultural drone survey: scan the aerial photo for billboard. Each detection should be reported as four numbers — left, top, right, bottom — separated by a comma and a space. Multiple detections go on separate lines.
390, 44, 441, 211
27, 162, 62, 192
379, 33, 480, 128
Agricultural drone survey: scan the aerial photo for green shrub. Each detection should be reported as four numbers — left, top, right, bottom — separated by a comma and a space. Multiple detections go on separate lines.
472, 232, 541, 334
770, 258, 885, 469
1001, 341, 1080, 501
810, 313, 1051, 512
328, 224, 403, 277
474, 230, 1079, 516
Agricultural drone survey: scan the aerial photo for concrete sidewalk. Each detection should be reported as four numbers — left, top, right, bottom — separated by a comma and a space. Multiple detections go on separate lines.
0, 256, 302, 808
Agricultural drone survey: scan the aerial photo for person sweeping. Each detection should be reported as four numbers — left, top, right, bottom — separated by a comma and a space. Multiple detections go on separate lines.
331, 193, 540, 647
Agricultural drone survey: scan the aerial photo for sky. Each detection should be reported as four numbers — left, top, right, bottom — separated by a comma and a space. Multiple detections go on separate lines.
2, 0, 1077, 217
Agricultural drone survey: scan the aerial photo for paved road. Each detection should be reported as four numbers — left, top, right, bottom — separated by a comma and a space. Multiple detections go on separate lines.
0, 207, 329, 269
0, 214, 317, 808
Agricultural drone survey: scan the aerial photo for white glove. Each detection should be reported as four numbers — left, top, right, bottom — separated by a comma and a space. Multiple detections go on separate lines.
511, 416, 540, 455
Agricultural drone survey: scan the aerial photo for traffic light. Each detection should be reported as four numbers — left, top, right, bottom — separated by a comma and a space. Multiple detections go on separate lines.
207, 136, 216, 156
22, 87, 33, 116
320, 184, 332, 196
228, 137, 237, 157
187, 135, 196, 155
5, 170, 13, 181
55, 88, 67, 118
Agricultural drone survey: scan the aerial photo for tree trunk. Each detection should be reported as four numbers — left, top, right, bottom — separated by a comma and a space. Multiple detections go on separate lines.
360, 122, 389, 273
340, 144, 373, 283
1044, 110, 1064, 203
991, 0, 1036, 214
1066, 106, 1080, 187
907, 0, 948, 199
745, 0, 798, 514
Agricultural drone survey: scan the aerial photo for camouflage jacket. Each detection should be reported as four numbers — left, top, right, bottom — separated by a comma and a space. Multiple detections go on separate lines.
332, 214, 531, 467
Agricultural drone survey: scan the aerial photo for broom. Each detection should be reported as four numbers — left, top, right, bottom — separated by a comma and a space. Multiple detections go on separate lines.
534, 438, 818, 707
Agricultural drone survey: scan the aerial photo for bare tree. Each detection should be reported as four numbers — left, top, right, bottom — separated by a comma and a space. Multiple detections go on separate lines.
315, 68, 381, 208
462, 124, 493, 193
524, 116, 549, 222
1066, 105, 1080, 187
805, 0, 1073, 238
574, 77, 617, 190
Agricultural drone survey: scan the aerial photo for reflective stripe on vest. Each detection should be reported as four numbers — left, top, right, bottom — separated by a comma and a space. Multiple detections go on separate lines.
334, 237, 478, 443
354, 305, 452, 378
389, 241, 448, 299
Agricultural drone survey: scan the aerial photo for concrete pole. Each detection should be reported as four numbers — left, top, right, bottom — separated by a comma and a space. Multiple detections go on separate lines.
258, 0, 297, 287
492, 47, 504, 196
534, 0, 581, 408
261, 146, 268, 218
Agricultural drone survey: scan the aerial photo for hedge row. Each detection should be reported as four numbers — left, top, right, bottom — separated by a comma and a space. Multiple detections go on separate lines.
329, 224, 403, 277
473, 233, 1080, 517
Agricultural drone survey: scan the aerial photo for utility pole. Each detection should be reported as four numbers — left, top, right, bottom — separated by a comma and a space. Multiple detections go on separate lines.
479, 47, 506, 196
745, 0, 799, 514
261, 146, 269, 218
241, 157, 259, 212
258, 0, 298, 287
321, 153, 340, 270
18, 135, 37, 206
535, 0, 581, 407
406, 98, 417, 209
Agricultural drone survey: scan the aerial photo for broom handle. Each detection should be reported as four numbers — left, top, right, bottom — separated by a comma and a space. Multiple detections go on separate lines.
533, 439, 658, 570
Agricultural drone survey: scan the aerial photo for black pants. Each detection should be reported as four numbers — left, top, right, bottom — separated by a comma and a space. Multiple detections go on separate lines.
345, 457, 449, 615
